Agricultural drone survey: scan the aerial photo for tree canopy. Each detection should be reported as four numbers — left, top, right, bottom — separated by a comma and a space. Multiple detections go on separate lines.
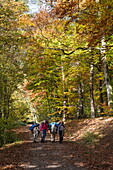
0, 0, 113, 123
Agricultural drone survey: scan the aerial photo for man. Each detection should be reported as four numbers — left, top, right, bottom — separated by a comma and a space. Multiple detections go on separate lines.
49, 122, 58, 142
57, 121, 65, 143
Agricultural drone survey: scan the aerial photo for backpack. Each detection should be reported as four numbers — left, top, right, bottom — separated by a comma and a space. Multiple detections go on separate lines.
59, 124, 64, 131
29, 123, 39, 131
51, 124, 57, 133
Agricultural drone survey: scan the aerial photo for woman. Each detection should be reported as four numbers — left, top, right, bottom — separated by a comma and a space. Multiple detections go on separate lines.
40, 120, 48, 142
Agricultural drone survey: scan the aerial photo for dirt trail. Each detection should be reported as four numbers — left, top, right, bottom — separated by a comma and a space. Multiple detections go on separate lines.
0, 125, 87, 170
1, 117, 113, 170
24, 135, 87, 170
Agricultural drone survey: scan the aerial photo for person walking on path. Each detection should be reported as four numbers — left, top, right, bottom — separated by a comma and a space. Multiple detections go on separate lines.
49, 122, 58, 142
57, 121, 65, 143
40, 120, 48, 143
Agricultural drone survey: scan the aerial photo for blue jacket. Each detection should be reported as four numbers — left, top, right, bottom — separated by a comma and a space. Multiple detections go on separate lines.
29, 123, 40, 131
49, 122, 59, 127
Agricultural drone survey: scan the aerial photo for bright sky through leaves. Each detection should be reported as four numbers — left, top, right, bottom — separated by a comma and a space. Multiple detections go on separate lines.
27, 0, 39, 13
27, 0, 49, 14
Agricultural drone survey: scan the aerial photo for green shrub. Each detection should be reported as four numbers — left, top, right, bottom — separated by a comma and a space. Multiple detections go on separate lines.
0, 118, 18, 147
15, 121, 27, 126
82, 132, 99, 145
3, 130, 17, 144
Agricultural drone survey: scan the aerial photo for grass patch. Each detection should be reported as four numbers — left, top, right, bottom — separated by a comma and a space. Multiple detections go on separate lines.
0, 130, 18, 147
82, 132, 99, 145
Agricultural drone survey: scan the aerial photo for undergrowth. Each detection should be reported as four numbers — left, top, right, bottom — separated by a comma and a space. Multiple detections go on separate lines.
82, 132, 99, 145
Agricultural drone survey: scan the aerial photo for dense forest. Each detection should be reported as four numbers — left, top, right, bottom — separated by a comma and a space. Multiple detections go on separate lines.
0, 0, 113, 146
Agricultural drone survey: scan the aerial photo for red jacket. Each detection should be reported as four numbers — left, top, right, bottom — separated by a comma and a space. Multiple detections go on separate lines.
40, 123, 48, 131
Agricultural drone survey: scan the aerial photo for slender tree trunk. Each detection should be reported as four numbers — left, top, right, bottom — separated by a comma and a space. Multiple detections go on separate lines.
0, 88, 3, 118
7, 95, 10, 118
98, 55, 104, 113
99, 79, 104, 113
101, 36, 113, 107
90, 64, 95, 118
3, 80, 8, 119
61, 64, 66, 121
78, 81, 84, 118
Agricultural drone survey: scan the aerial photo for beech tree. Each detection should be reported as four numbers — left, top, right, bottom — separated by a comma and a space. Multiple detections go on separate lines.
0, 0, 29, 119
4, 0, 112, 121
48, 0, 113, 116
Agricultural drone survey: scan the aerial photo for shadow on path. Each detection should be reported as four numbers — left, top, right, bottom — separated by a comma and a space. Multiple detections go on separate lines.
0, 130, 87, 170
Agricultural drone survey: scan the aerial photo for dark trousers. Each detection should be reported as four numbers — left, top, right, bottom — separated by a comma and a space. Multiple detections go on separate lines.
41, 129, 46, 142
59, 130, 64, 143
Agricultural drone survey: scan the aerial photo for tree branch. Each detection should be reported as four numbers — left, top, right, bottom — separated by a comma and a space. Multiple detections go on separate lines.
44, 45, 113, 55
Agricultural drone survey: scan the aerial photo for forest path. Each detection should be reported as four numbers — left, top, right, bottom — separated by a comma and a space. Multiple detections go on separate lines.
0, 125, 87, 170
1, 117, 113, 170
24, 130, 87, 170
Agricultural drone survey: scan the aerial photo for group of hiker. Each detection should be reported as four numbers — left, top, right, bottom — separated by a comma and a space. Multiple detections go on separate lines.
29, 120, 65, 143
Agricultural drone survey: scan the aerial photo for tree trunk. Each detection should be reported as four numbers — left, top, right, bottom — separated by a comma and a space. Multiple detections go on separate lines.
61, 64, 66, 121
98, 55, 104, 114
99, 79, 104, 113
90, 64, 95, 118
78, 81, 84, 118
101, 36, 113, 107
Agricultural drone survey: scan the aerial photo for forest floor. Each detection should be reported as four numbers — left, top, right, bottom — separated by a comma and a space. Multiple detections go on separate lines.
0, 117, 113, 170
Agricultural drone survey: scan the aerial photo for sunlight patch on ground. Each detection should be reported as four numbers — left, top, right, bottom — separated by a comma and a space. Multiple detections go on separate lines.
46, 164, 62, 168
30, 146, 43, 151
74, 162, 86, 167
0, 164, 16, 170
0, 141, 25, 151
30, 146, 49, 154
63, 154, 73, 158
65, 117, 113, 141
40, 153, 48, 156
19, 163, 37, 168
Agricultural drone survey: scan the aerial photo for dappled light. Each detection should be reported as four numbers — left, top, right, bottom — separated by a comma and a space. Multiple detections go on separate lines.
0, 0, 113, 169
1, 117, 113, 169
